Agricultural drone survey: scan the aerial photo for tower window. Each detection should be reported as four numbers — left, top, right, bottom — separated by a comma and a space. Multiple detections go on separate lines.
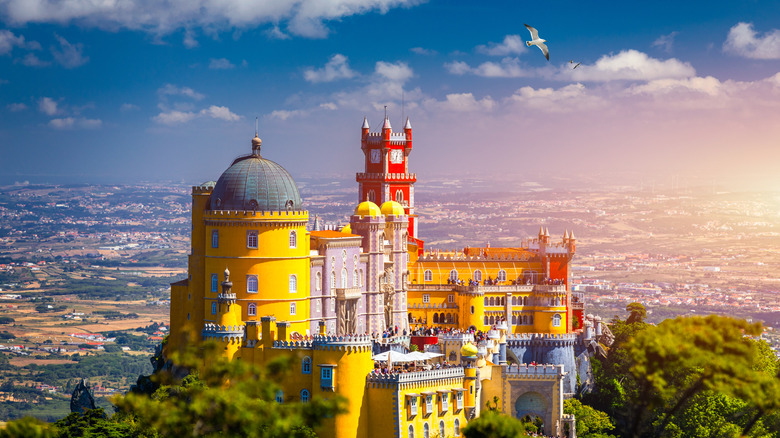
316, 300, 321, 313
454, 419, 460, 436
439, 421, 445, 438
330, 272, 336, 289
497, 270, 507, 282
247, 303, 257, 316
247, 230, 258, 249
378, 234, 384, 250
423, 422, 430, 438
368, 190, 376, 203
316, 272, 322, 291
449, 269, 458, 282
408, 425, 414, 438
341, 268, 348, 288
275, 390, 283, 404
423, 294, 430, 303
247, 275, 258, 293
289, 230, 297, 248
211, 274, 218, 292
473, 270, 482, 282
300, 389, 310, 403
290, 302, 296, 315
302, 356, 312, 374
211, 230, 219, 248
553, 313, 562, 327
211, 302, 217, 315
448, 294, 455, 303
353, 269, 359, 287
289, 275, 297, 293
395, 190, 404, 204
424, 270, 432, 282
359, 269, 364, 286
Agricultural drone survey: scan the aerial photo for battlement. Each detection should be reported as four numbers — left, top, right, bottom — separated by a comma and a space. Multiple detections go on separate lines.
504, 363, 564, 379
356, 172, 416, 182
366, 367, 465, 385
438, 334, 476, 343
202, 323, 245, 341
192, 185, 214, 194
417, 251, 537, 262
203, 210, 308, 220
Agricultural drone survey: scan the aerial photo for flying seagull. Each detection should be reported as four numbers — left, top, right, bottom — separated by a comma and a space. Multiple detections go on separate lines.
524, 23, 549, 61
569, 60, 581, 69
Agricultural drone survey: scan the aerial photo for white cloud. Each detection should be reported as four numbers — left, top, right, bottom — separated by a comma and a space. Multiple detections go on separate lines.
38, 97, 59, 115
0, 29, 40, 55
48, 117, 102, 129
445, 57, 530, 78
266, 25, 291, 40
18, 52, 50, 67
476, 35, 526, 56
561, 50, 695, 82
120, 103, 140, 112
410, 47, 436, 55
209, 58, 235, 69
0, 0, 421, 39
652, 31, 678, 53
157, 84, 205, 100
628, 76, 723, 97
724, 22, 780, 60
422, 93, 496, 112
153, 105, 242, 124
304, 54, 356, 83
375, 61, 412, 82
50, 34, 89, 68
269, 109, 307, 120
7, 103, 27, 111
506, 83, 606, 113
201, 105, 241, 121
183, 29, 198, 48
319, 102, 338, 110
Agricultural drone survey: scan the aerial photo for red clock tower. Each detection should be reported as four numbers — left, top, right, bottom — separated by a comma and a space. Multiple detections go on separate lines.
357, 116, 418, 239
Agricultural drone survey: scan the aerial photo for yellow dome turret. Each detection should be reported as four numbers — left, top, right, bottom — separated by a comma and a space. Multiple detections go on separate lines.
380, 200, 405, 216
460, 342, 478, 358
341, 224, 352, 234
354, 201, 381, 218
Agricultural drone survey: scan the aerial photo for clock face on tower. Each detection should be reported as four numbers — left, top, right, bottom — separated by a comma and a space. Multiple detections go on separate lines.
370, 149, 381, 164
390, 149, 403, 164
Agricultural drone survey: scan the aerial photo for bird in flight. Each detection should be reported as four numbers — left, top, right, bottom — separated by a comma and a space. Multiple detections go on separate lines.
569, 60, 581, 69
524, 24, 549, 61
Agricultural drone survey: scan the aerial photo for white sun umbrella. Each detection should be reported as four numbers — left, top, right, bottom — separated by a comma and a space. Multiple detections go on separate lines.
405, 351, 430, 361
372, 351, 391, 361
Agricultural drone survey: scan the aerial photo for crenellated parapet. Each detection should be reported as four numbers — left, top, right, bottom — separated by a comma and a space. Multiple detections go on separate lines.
417, 252, 538, 262
504, 363, 565, 379
366, 367, 465, 386
506, 332, 577, 348
202, 323, 245, 342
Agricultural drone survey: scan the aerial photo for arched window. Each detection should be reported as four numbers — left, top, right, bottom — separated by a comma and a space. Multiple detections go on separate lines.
289, 230, 297, 248
211, 274, 218, 292
247, 303, 257, 316
449, 269, 458, 282
300, 389, 310, 403
302, 356, 312, 374
497, 270, 507, 282
523, 314, 528, 325
211, 230, 219, 248
523, 296, 528, 306
396, 190, 404, 204
353, 269, 359, 287
275, 390, 283, 404
330, 272, 336, 289
489, 315, 495, 325
483, 297, 488, 306
512, 314, 517, 324
378, 234, 385, 250
489, 297, 494, 307
530, 314, 534, 324
446, 313, 452, 323
454, 419, 460, 436
553, 313, 562, 327
433, 314, 439, 324
483, 316, 488, 325
247, 275, 258, 293
359, 269, 364, 286
470, 306, 475, 315
211, 302, 217, 315
512, 296, 517, 306
439, 421, 445, 438
408, 425, 414, 438
424, 270, 432, 282
247, 230, 258, 249
316, 272, 322, 291
290, 302, 297, 315
473, 270, 482, 282
289, 275, 297, 293
341, 268, 348, 288
368, 190, 376, 203
423, 422, 430, 438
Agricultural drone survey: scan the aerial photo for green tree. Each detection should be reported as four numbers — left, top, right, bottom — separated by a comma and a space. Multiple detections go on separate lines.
0, 416, 56, 438
625, 302, 647, 325
113, 341, 346, 437
564, 398, 616, 438
462, 410, 532, 438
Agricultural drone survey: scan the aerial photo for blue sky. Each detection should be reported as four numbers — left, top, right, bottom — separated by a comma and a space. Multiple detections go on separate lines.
1, 0, 779, 189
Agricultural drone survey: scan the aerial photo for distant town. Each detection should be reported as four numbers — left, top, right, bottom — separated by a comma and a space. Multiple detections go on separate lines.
0, 177, 778, 420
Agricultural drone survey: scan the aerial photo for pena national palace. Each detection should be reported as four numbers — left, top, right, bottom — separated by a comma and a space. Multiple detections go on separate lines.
168, 116, 611, 438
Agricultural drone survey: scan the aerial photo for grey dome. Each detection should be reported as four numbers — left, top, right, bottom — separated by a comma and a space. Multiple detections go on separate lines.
210, 154, 302, 211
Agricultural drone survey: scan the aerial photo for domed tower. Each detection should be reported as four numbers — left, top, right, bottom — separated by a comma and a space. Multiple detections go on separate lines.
170, 132, 310, 353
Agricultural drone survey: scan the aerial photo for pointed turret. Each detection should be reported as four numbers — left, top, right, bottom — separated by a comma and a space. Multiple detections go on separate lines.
362, 116, 370, 130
